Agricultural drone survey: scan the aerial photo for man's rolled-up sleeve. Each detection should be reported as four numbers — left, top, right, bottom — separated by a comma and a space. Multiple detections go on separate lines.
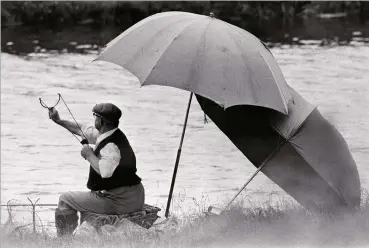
99, 143, 121, 178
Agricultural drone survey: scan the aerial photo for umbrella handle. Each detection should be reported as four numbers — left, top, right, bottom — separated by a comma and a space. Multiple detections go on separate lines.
221, 161, 267, 213
218, 139, 288, 214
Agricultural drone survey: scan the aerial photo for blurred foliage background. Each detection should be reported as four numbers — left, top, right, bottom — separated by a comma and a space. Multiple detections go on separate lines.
2, 1, 368, 31
2, 1, 368, 55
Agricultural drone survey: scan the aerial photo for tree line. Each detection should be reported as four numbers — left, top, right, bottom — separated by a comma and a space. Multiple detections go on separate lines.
2, 1, 368, 33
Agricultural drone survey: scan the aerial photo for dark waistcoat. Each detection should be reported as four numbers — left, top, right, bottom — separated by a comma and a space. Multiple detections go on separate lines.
87, 129, 141, 190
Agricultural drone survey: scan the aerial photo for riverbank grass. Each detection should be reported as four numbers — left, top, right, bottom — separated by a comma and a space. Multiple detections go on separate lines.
1, 191, 368, 248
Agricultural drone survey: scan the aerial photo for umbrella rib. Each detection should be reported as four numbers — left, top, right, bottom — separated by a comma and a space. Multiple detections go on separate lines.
225, 27, 259, 105
283, 106, 350, 206
97, 12, 194, 55
132, 17, 197, 84
142, 17, 208, 87
290, 139, 350, 207
257, 51, 290, 111
184, 16, 214, 92
222, 22, 290, 112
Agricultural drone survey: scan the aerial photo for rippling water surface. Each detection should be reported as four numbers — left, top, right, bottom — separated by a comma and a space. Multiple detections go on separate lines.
1, 43, 368, 224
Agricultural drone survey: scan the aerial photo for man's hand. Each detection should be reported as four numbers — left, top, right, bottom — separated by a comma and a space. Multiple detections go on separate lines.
49, 108, 61, 124
81, 145, 94, 160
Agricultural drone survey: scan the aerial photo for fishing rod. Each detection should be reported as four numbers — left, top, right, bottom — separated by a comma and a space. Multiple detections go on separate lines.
39, 93, 88, 145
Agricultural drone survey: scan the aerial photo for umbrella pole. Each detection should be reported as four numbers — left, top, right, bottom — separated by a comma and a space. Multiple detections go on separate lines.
165, 92, 193, 218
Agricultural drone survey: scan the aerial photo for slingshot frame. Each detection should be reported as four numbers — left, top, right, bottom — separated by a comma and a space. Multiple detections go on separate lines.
39, 93, 61, 110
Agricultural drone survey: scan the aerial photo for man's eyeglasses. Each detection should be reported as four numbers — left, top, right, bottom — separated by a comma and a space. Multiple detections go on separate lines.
93, 113, 102, 119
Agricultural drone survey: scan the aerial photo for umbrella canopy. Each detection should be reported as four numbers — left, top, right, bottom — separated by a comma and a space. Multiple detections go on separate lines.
95, 11, 291, 114
95, 11, 360, 213
196, 86, 361, 211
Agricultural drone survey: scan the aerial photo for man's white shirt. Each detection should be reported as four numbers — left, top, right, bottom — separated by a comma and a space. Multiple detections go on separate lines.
81, 124, 121, 178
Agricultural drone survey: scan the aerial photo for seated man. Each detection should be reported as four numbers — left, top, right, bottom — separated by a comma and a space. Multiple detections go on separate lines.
49, 103, 144, 236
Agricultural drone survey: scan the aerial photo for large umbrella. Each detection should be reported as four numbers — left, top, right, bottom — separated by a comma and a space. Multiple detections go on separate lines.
196, 87, 361, 212
95, 11, 291, 114
94, 11, 361, 215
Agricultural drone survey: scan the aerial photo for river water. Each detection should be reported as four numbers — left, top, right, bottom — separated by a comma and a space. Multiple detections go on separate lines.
1, 37, 369, 226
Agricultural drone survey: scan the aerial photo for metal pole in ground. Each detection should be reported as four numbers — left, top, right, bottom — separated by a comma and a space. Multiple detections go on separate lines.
27, 198, 40, 233
165, 92, 193, 218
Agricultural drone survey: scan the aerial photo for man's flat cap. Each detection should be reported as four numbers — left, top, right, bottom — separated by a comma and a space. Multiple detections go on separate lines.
93, 103, 122, 122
